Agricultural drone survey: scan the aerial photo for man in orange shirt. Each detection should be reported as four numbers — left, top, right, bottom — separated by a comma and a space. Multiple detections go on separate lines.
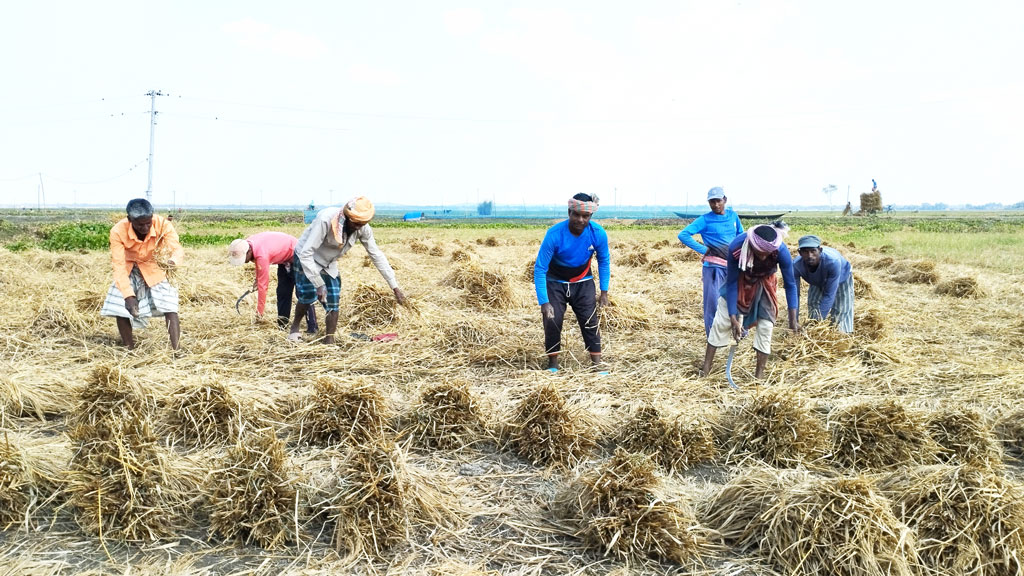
100, 198, 184, 349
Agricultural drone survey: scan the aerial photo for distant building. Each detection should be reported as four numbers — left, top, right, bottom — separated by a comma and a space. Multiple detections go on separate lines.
403, 211, 423, 221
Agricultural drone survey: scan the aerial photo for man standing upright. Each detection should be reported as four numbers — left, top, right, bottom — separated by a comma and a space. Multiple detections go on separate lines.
101, 198, 183, 350
678, 187, 744, 335
534, 193, 611, 371
793, 235, 854, 333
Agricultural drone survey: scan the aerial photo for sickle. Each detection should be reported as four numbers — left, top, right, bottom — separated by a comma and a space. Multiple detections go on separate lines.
235, 289, 254, 315
725, 343, 739, 389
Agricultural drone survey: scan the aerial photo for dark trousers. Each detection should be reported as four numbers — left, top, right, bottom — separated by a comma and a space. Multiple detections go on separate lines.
276, 263, 318, 332
543, 280, 601, 355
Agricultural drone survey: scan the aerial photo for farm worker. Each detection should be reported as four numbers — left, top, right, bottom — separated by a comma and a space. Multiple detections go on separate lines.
534, 193, 611, 372
100, 198, 183, 350
792, 235, 854, 333
678, 187, 744, 335
700, 221, 800, 379
227, 233, 318, 332
290, 196, 405, 344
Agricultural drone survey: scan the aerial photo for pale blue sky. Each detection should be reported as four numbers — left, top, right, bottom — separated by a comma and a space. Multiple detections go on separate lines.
2, 1, 1022, 208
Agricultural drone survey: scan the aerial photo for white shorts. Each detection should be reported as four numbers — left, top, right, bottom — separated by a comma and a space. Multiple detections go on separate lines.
100, 266, 179, 330
707, 296, 774, 354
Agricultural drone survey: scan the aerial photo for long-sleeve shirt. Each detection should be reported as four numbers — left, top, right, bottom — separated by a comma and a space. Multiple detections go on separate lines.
724, 233, 798, 317
534, 220, 610, 305
678, 209, 744, 267
246, 231, 300, 316
295, 207, 398, 291
793, 247, 852, 318
109, 215, 184, 298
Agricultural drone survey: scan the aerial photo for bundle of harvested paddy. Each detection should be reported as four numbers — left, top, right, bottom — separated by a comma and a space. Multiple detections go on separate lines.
856, 308, 888, 340
70, 364, 154, 442
675, 248, 700, 262
523, 258, 535, 282
617, 249, 649, 267
409, 241, 429, 254
889, 260, 939, 284
828, 399, 938, 471
409, 382, 488, 450
935, 276, 986, 298
506, 384, 595, 467
870, 256, 896, 269
618, 404, 716, 473
442, 263, 516, 310
296, 378, 391, 446
28, 304, 90, 334
926, 406, 1002, 468
697, 466, 812, 549
165, 381, 249, 447
994, 408, 1024, 457
0, 437, 30, 527
775, 321, 856, 361
652, 239, 671, 249
853, 272, 877, 299
552, 449, 708, 564
209, 426, 296, 549
428, 245, 445, 257
1, 372, 76, 420
450, 249, 472, 263
483, 236, 500, 247
761, 475, 915, 576
879, 464, 1024, 576
347, 282, 416, 328
599, 293, 652, 331
726, 387, 828, 467
645, 256, 673, 275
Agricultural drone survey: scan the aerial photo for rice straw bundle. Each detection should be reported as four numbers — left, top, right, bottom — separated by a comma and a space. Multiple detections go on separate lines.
856, 308, 888, 340
69, 364, 154, 443
828, 400, 938, 471
599, 294, 652, 331
645, 256, 673, 275
935, 277, 986, 298
209, 426, 296, 548
775, 321, 856, 361
442, 263, 516, 310
889, 260, 939, 285
871, 256, 896, 269
1, 373, 75, 420
618, 404, 717, 473
165, 381, 250, 447
409, 382, 488, 450
0, 436, 30, 527
761, 475, 915, 576
29, 304, 89, 335
617, 249, 649, 267
523, 258, 535, 282
853, 272, 877, 299
409, 241, 429, 254
450, 249, 472, 263
727, 387, 828, 467
506, 384, 595, 467
994, 408, 1024, 457
296, 378, 391, 446
879, 464, 1024, 576
698, 466, 812, 549
428, 245, 445, 257
346, 282, 416, 328
483, 236, 500, 247
552, 449, 708, 564
925, 406, 1002, 469
675, 249, 700, 262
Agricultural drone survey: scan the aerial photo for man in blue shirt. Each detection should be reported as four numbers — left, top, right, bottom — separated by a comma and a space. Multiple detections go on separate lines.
793, 235, 854, 333
679, 187, 744, 335
701, 222, 800, 379
534, 193, 611, 371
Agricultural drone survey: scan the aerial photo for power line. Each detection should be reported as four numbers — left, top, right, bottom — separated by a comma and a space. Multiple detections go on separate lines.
44, 159, 149, 185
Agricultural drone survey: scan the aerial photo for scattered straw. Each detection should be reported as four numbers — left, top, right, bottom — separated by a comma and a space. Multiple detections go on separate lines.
618, 404, 717, 473
505, 384, 594, 467
828, 399, 938, 471
889, 260, 939, 284
994, 408, 1024, 457
552, 449, 709, 564
443, 263, 516, 310
409, 241, 429, 254
853, 273, 877, 299
645, 256, 673, 275
698, 466, 812, 550
856, 308, 888, 340
599, 294, 652, 331
0, 435, 30, 527
935, 277, 986, 298
428, 245, 445, 257
617, 249, 649, 267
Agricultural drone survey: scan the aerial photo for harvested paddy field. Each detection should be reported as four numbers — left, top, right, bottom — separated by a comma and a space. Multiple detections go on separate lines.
1, 216, 1023, 575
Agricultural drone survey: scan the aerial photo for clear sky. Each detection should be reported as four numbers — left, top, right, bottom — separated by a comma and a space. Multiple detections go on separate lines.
2, 1, 1022, 209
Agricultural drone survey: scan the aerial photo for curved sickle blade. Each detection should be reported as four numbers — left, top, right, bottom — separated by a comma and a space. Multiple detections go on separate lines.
725, 344, 739, 389
235, 289, 253, 315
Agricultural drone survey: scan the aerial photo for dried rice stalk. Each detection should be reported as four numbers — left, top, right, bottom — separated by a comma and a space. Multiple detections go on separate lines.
409, 382, 489, 450
727, 387, 828, 467
450, 249, 472, 263
442, 263, 515, 310
853, 272, 877, 299
856, 308, 888, 340
296, 378, 391, 446
165, 381, 250, 447
994, 407, 1024, 457
599, 293, 652, 330
346, 282, 417, 328
889, 260, 939, 284
935, 277, 986, 298
926, 406, 1003, 469
505, 384, 595, 467
879, 464, 1024, 576
645, 256, 673, 275
552, 449, 709, 564
409, 241, 429, 254
0, 435, 31, 527
428, 245, 444, 257
828, 399, 938, 471
617, 249, 649, 267
698, 466, 812, 549
618, 404, 717, 473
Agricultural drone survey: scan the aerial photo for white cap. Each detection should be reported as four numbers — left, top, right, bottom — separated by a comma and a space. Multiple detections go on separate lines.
227, 239, 249, 266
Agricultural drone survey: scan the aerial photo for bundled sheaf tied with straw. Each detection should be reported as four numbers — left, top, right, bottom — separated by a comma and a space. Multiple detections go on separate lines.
297, 378, 391, 446
506, 384, 595, 467
935, 276, 986, 298
599, 293, 653, 330
409, 241, 429, 254
645, 256, 673, 275
828, 399, 938, 471
889, 260, 940, 285
0, 436, 31, 527
450, 249, 473, 263
698, 466, 813, 549
618, 404, 717, 473
209, 426, 296, 549
854, 272, 877, 299
428, 244, 445, 257
879, 464, 1024, 576
442, 263, 516, 310
761, 475, 915, 576
926, 406, 1003, 469
68, 364, 177, 541
347, 282, 418, 328
552, 449, 708, 564
652, 239, 671, 249
165, 381, 250, 447
726, 387, 829, 468
410, 382, 488, 450
523, 258, 536, 282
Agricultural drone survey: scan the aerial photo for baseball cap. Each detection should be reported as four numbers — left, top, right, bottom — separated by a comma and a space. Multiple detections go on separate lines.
797, 235, 822, 250
707, 187, 725, 200
227, 238, 249, 266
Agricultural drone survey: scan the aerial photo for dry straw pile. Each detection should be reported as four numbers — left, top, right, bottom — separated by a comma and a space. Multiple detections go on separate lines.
552, 449, 708, 564
0, 437, 30, 527
296, 379, 391, 447
164, 380, 249, 447
443, 263, 516, 310
346, 281, 417, 327
409, 382, 488, 450
726, 387, 829, 467
618, 404, 717, 473
935, 276, 986, 298
505, 384, 594, 467
925, 406, 1003, 468
828, 400, 938, 471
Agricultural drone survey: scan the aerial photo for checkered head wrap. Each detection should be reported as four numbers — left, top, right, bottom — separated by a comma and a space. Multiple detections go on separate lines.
568, 194, 599, 215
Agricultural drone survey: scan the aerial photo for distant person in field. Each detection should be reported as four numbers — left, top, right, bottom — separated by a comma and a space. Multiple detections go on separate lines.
290, 196, 405, 344
534, 193, 610, 372
227, 233, 318, 332
700, 221, 800, 379
793, 235, 854, 333
100, 198, 183, 350
678, 186, 744, 336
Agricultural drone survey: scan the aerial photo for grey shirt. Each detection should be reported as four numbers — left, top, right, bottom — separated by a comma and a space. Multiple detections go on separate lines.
295, 207, 399, 290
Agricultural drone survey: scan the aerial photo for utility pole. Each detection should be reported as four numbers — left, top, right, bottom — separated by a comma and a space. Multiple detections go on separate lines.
145, 90, 166, 202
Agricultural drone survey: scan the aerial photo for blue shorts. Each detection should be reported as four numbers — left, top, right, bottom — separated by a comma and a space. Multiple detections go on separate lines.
293, 255, 341, 312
